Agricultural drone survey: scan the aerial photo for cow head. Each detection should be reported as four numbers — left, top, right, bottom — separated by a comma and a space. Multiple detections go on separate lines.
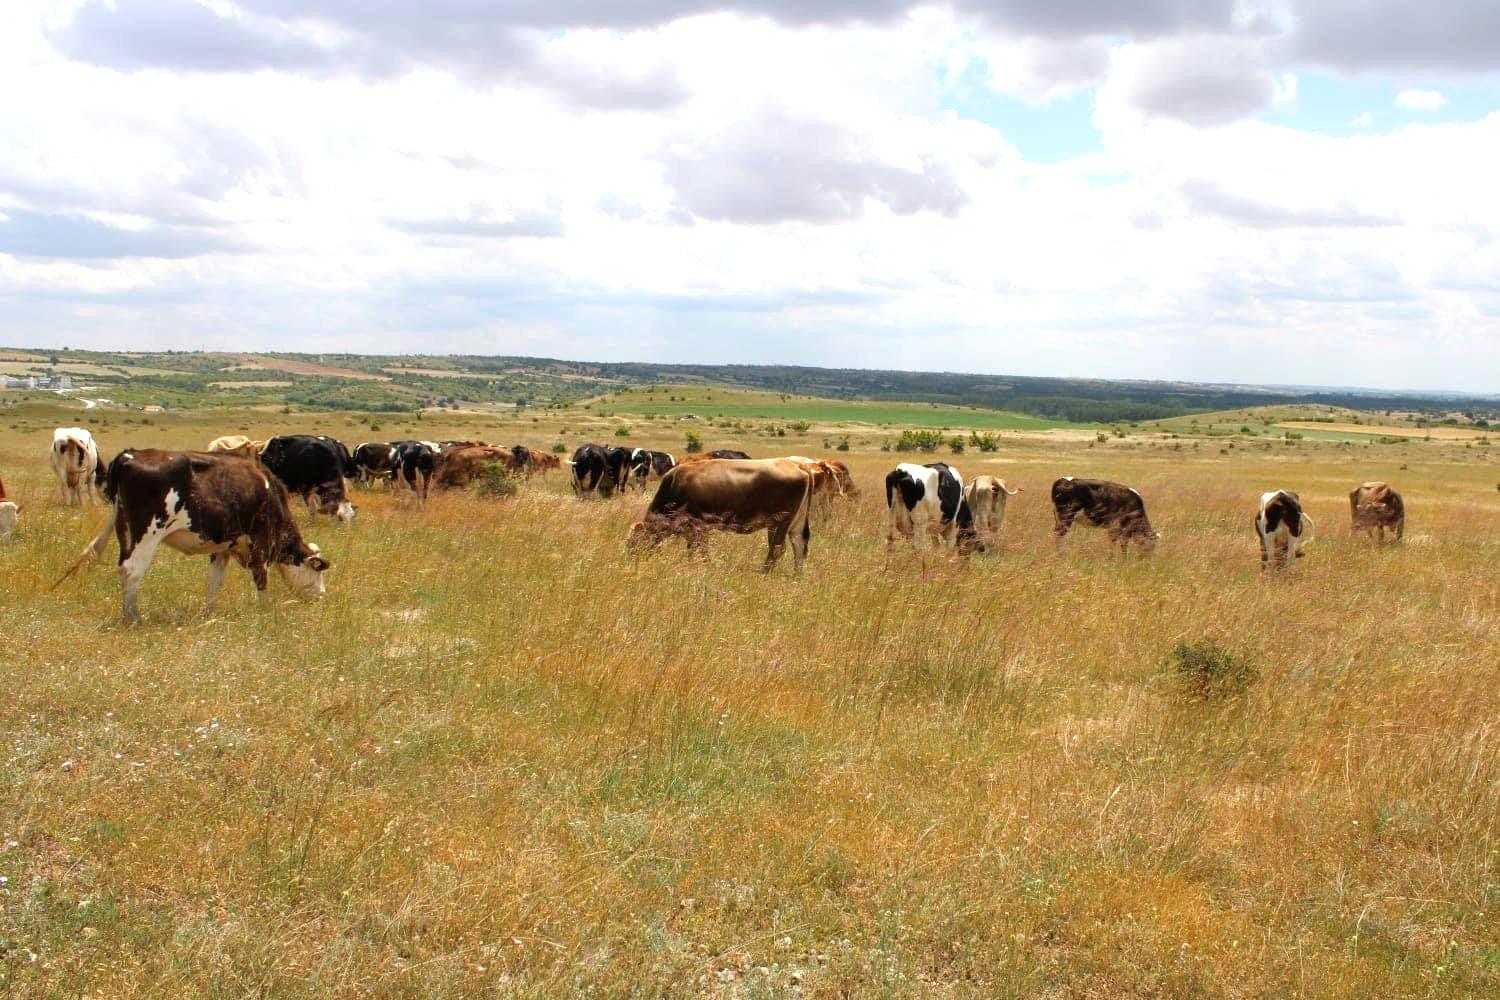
626, 521, 653, 548
313, 482, 356, 524
277, 541, 330, 599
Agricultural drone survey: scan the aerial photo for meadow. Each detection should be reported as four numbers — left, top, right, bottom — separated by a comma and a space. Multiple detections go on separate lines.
1, 397, 1498, 996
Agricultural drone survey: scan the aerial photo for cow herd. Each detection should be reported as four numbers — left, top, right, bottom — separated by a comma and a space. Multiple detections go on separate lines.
2, 423, 1412, 622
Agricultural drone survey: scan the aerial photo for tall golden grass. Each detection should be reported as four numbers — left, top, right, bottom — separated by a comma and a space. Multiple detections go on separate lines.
0, 401, 1497, 995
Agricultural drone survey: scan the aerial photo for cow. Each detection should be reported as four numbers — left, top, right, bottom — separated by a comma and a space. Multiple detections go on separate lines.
509, 444, 535, 476
67, 449, 330, 624
604, 446, 635, 494
532, 452, 562, 476
207, 435, 265, 459
709, 449, 751, 460
51, 427, 103, 506
258, 435, 357, 524
1349, 481, 1405, 542
433, 445, 514, 490
352, 442, 399, 485
627, 449, 676, 491
0, 472, 17, 539
570, 443, 619, 498
1256, 490, 1314, 570
885, 462, 983, 553
392, 440, 441, 501
627, 458, 815, 572
965, 476, 1020, 545
1050, 477, 1159, 553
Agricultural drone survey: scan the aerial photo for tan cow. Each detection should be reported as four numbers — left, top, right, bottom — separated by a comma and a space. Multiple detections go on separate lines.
207, 435, 265, 459
627, 458, 815, 572
432, 445, 515, 490
1349, 481, 1404, 541
965, 476, 1020, 545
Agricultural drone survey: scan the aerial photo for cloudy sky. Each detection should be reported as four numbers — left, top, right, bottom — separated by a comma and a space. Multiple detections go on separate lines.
2, 1, 1499, 391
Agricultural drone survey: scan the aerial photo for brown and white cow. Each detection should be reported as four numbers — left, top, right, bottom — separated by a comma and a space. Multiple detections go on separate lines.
51, 427, 103, 506
207, 435, 265, 459
1349, 481, 1404, 542
1257, 490, 1314, 570
627, 458, 815, 572
70, 449, 330, 623
965, 476, 1020, 545
0, 472, 17, 539
1050, 477, 1159, 553
433, 445, 514, 490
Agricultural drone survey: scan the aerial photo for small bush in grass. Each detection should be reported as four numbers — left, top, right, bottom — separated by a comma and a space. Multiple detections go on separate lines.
474, 463, 518, 498
615, 426, 631, 437
969, 431, 1000, 452
894, 429, 943, 453
685, 431, 702, 453
551, 442, 566, 454
948, 435, 965, 454
1168, 639, 1258, 700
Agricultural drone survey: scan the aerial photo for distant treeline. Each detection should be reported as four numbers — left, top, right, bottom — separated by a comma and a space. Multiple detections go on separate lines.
8, 349, 1498, 423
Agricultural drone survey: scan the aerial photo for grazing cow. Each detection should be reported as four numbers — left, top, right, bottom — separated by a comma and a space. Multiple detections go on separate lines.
627, 448, 676, 491
709, 449, 751, 460
536, 452, 562, 475
207, 435, 265, 459
433, 445, 514, 490
69, 449, 329, 623
392, 440, 441, 501
352, 442, 399, 485
885, 462, 983, 553
965, 476, 1020, 545
1256, 490, 1314, 570
570, 443, 620, 497
604, 446, 635, 494
0, 472, 16, 539
259, 435, 357, 524
509, 444, 535, 476
627, 458, 815, 572
1349, 481, 1405, 542
1050, 477, 1159, 553
51, 427, 103, 506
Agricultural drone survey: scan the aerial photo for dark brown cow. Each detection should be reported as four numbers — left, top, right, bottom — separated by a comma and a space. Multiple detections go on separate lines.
433, 445, 514, 490
1050, 477, 1160, 553
70, 449, 329, 623
627, 458, 815, 572
1349, 481, 1405, 541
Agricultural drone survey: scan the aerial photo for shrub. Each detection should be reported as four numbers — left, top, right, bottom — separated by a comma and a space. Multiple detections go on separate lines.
969, 431, 1000, 452
787, 420, 811, 432
893, 429, 944, 453
1167, 640, 1258, 700
685, 431, 703, 453
835, 436, 850, 452
615, 426, 631, 437
948, 435, 965, 454
474, 463, 519, 498
551, 442, 566, 454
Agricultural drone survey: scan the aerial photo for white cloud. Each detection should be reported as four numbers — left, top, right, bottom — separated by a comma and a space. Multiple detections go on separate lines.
1353, 111, 1373, 126
3, 1, 1500, 391
1395, 88, 1448, 110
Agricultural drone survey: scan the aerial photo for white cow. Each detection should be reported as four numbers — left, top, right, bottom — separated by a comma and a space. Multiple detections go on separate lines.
51, 427, 101, 506
884, 462, 982, 552
0, 471, 16, 539
965, 476, 1020, 545
1256, 490, 1315, 570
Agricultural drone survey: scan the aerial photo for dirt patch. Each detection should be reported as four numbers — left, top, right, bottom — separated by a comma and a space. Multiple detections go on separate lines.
1277, 421, 1487, 440
227, 355, 389, 381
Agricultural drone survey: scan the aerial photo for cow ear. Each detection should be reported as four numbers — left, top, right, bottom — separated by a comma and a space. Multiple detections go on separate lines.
306, 555, 329, 571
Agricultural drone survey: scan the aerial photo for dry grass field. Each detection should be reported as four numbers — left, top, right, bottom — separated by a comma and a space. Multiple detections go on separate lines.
1, 399, 1497, 996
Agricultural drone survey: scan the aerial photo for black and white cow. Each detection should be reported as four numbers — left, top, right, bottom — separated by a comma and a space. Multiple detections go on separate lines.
352, 442, 399, 485
259, 435, 357, 523
392, 440, 440, 501
51, 427, 104, 506
1256, 490, 1314, 570
604, 446, 634, 495
570, 443, 616, 497
72, 449, 330, 623
884, 462, 983, 553
627, 448, 676, 491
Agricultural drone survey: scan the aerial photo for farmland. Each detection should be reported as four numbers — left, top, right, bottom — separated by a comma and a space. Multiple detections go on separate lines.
1, 395, 1498, 995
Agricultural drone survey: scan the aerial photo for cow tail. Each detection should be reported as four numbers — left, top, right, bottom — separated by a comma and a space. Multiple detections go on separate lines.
795, 466, 815, 543
51, 511, 115, 590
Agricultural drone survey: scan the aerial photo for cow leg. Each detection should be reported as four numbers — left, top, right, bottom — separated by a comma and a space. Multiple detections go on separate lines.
118, 532, 166, 624
1394, 519, 1404, 542
764, 525, 787, 572
1052, 509, 1076, 550
790, 518, 810, 572
205, 554, 231, 609
1258, 523, 1269, 570
249, 557, 270, 601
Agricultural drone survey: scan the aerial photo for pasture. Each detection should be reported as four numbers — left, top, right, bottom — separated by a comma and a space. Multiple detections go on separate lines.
1, 399, 1498, 996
